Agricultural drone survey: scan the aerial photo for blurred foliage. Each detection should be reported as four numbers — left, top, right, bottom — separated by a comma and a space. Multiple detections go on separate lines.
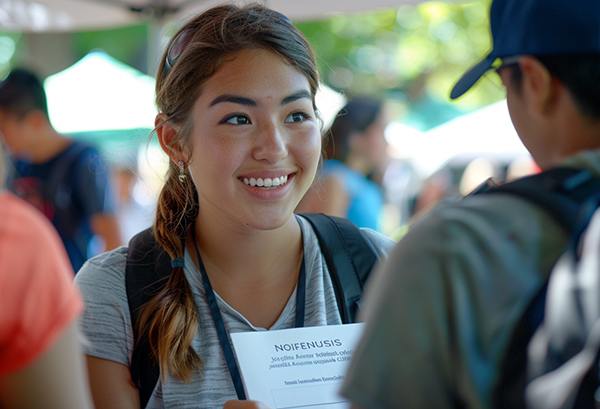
72, 24, 149, 73
0, 0, 504, 129
0, 24, 150, 79
295, 0, 505, 128
0, 32, 21, 80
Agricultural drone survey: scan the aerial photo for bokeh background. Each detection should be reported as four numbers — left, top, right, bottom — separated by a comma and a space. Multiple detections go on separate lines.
1, 0, 534, 235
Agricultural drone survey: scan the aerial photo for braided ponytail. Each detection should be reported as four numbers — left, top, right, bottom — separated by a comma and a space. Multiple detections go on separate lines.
137, 161, 201, 381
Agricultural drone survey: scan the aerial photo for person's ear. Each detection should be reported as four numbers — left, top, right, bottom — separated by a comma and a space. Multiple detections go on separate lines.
24, 110, 48, 129
518, 56, 557, 116
156, 113, 186, 164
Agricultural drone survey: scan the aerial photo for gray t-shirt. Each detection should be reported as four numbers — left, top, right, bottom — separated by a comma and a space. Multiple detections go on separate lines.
75, 215, 394, 409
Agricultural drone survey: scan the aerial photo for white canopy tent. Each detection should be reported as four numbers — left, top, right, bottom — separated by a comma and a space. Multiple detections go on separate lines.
45, 50, 156, 135
0, 0, 439, 77
386, 100, 530, 178
0, 0, 432, 32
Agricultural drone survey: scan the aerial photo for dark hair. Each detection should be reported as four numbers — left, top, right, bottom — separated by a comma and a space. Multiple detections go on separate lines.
510, 53, 600, 119
0, 68, 48, 119
140, 3, 321, 382
325, 97, 382, 162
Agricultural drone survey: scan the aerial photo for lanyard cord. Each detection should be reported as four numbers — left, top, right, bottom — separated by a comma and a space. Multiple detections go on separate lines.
191, 231, 306, 400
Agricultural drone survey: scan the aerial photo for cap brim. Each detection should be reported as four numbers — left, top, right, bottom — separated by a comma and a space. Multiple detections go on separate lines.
450, 55, 495, 100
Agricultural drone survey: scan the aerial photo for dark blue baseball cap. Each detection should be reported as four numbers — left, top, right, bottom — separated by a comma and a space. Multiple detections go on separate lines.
450, 0, 600, 100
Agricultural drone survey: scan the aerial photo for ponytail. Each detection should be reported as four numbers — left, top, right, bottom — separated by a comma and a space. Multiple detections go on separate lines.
137, 161, 202, 382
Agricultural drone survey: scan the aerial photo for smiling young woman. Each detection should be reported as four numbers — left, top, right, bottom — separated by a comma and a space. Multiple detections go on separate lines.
73, 4, 395, 409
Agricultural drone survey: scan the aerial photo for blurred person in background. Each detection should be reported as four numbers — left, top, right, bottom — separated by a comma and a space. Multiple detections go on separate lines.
0, 142, 94, 409
111, 150, 156, 244
340, 0, 600, 407
296, 97, 389, 232
0, 68, 121, 273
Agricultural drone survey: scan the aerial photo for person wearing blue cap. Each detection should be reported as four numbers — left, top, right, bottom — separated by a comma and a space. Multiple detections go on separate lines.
340, 0, 600, 408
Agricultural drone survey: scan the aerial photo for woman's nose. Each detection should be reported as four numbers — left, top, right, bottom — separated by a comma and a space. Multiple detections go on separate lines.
252, 122, 288, 163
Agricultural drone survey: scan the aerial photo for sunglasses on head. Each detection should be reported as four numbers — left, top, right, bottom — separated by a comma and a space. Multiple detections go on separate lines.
163, 28, 195, 78
162, 10, 293, 78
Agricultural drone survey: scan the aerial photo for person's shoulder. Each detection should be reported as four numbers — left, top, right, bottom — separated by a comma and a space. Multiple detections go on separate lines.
68, 139, 97, 152
295, 213, 395, 257
359, 228, 396, 257
68, 141, 102, 161
458, 188, 560, 225
424, 190, 551, 225
80, 245, 128, 271
400, 191, 564, 259
75, 246, 128, 288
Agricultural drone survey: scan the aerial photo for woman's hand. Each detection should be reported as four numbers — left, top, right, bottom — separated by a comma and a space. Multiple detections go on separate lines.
223, 400, 272, 409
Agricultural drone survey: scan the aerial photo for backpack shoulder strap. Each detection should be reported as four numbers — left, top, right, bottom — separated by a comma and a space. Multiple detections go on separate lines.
298, 213, 379, 323
125, 228, 171, 409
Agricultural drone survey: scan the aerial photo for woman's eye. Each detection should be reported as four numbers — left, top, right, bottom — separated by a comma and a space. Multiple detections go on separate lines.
285, 112, 310, 123
223, 115, 251, 125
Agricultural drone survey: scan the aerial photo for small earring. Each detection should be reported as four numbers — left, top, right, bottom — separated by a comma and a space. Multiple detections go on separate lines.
178, 160, 186, 182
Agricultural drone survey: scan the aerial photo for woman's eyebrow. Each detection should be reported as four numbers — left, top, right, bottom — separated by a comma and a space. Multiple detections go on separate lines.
209, 90, 311, 108
209, 94, 257, 107
281, 90, 311, 105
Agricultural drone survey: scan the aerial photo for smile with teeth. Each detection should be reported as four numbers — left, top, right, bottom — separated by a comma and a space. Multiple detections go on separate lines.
243, 175, 289, 189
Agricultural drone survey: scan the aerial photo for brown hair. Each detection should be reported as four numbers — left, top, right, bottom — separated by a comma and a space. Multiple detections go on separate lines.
138, 3, 320, 382
324, 97, 383, 162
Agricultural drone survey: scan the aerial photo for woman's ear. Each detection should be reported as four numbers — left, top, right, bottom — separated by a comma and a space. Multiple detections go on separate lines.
156, 113, 184, 164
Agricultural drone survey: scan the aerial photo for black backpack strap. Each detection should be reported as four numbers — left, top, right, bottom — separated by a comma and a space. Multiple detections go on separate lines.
482, 167, 600, 409
298, 213, 380, 323
125, 228, 172, 409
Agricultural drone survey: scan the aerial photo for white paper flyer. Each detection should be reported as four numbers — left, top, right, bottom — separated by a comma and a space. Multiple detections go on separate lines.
230, 323, 364, 409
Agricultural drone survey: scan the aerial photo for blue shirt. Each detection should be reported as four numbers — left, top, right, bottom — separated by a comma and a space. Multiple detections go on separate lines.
324, 159, 384, 232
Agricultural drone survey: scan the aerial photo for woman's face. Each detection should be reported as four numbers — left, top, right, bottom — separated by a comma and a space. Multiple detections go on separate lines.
186, 48, 321, 230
